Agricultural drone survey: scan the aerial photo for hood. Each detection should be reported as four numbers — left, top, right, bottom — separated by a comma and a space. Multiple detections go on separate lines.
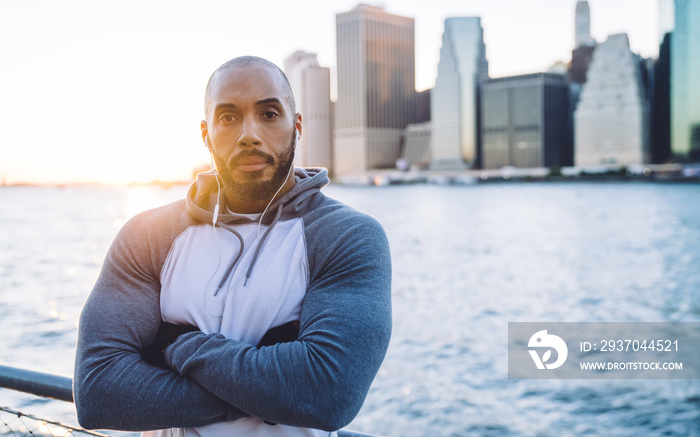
185, 167, 330, 225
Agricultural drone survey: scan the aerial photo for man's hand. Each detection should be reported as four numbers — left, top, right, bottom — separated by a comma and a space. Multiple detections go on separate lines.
141, 322, 199, 369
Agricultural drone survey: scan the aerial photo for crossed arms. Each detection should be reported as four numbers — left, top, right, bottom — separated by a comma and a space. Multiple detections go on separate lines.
73, 208, 392, 432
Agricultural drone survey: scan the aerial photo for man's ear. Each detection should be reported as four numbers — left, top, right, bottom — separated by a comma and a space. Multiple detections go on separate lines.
295, 113, 302, 141
201, 120, 211, 150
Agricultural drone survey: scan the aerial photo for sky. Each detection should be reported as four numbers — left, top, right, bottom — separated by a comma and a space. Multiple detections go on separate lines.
0, 0, 661, 185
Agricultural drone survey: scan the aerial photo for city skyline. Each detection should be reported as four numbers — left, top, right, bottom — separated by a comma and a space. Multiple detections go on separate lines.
1, 0, 661, 185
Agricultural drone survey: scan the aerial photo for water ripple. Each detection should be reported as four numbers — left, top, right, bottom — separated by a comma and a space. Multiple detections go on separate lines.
1, 183, 700, 436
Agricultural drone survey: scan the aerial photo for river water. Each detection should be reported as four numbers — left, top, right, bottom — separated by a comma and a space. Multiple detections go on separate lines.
1, 181, 699, 436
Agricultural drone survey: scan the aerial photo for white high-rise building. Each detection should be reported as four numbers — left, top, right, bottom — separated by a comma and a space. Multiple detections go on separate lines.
284, 51, 332, 172
430, 17, 488, 169
575, 34, 649, 166
335, 4, 417, 176
575, 1, 595, 48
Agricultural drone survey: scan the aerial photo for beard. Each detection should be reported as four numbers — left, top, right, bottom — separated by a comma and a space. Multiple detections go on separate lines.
213, 130, 296, 204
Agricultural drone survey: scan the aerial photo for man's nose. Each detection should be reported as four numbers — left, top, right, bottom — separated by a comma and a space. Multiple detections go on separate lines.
238, 116, 262, 147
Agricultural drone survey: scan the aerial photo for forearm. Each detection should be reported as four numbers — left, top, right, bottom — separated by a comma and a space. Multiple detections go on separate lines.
74, 345, 234, 431
73, 255, 247, 430
164, 257, 392, 431
165, 310, 389, 431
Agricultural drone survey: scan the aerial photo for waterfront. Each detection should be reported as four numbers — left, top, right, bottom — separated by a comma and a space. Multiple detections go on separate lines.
1, 182, 699, 436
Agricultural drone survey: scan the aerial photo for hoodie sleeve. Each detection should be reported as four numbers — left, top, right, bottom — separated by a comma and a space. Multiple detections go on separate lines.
73, 207, 247, 431
163, 206, 392, 432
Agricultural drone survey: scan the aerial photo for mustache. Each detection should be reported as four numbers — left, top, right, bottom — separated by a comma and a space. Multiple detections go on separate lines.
231, 149, 275, 165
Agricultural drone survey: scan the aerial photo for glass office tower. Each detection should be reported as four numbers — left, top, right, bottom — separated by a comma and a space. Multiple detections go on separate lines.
430, 17, 488, 169
335, 5, 417, 176
672, 0, 700, 160
481, 73, 570, 169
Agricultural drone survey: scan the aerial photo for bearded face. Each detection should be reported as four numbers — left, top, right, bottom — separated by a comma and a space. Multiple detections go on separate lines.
212, 128, 295, 204
202, 62, 301, 212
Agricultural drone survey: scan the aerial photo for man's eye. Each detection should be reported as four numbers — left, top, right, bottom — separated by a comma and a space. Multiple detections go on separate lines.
219, 114, 236, 122
262, 111, 278, 119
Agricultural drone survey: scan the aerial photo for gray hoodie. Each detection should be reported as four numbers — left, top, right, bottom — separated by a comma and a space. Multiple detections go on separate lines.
73, 167, 392, 435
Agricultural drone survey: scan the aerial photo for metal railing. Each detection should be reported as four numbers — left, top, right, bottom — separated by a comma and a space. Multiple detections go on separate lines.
0, 365, 380, 437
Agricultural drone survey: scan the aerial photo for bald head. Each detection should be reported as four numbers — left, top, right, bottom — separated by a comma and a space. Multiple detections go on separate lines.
204, 56, 296, 119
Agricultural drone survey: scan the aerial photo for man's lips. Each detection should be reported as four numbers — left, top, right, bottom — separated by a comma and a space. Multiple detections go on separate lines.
233, 155, 271, 172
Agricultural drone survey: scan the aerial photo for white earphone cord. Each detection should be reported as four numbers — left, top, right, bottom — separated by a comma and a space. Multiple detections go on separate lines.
257, 157, 294, 237
257, 131, 297, 236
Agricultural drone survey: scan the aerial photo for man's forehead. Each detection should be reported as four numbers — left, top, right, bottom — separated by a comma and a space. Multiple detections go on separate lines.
210, 64, 286, 99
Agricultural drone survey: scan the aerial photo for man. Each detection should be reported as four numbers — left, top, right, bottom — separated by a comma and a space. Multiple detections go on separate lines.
73, 56, 392, 437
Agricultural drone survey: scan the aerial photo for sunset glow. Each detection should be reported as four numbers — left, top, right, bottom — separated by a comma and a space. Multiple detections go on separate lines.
0, 0, 660, 185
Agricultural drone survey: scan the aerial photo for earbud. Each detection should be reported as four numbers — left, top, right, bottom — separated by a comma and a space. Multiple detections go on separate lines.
212, 202, 219, 226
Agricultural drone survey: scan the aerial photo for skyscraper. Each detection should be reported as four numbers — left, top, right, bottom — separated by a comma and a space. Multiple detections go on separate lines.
570, 0, 596, 84
575, 1, 595, 48
568, 45, 596, 84
335, 4, 417, 176
575, 34, 649, 166
481, 73, 570, 169
431, 17, 489, 169
671, 0, 700, 161
284, 51, 333, 172
652, 33, 671, 163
